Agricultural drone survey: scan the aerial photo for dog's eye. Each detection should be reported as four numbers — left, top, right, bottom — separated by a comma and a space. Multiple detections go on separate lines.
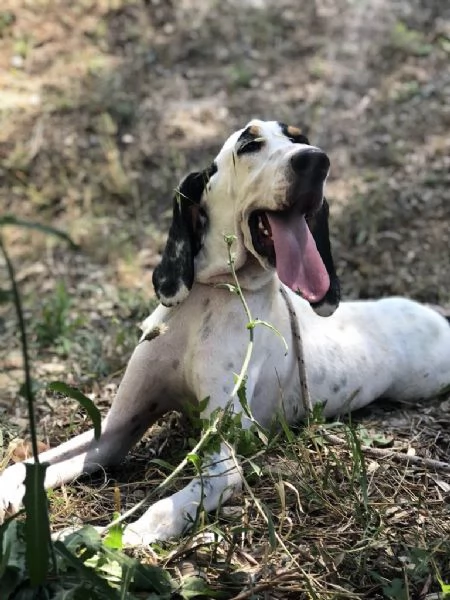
288, 134, 309, 145
236, 139, 265, 156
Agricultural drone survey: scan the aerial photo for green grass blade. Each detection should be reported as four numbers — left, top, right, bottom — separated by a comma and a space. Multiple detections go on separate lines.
0, 215, 78, 249
23, 463, 50, 586
119, 562, 135, 599
261, 502, 277, 550
48, 382, 101, 440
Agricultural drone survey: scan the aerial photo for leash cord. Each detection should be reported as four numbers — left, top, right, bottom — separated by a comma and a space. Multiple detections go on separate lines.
279, 285, 313, 415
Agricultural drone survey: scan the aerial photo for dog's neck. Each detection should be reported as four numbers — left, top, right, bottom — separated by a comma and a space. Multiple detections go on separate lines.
196, 252, 275, 292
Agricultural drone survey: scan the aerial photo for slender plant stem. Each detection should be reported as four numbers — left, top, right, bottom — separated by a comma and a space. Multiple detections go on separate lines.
226, 237, 255, 397
0, 236, 39, 463
104, 409, 225, 529
0, 234, 58, 575
105, 236, 259, 531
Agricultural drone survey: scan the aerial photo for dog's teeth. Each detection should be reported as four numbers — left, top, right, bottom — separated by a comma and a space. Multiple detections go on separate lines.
257, 218, 270, 237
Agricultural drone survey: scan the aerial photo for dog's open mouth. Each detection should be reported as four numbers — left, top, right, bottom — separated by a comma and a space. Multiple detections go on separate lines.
249, 205, 330, 303
250, 211, 276, 263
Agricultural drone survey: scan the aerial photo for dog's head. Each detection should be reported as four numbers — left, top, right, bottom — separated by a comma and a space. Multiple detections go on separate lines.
153, 119, 340, 315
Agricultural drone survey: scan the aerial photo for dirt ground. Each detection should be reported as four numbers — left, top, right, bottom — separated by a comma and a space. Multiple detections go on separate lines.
0, 0, 449, 598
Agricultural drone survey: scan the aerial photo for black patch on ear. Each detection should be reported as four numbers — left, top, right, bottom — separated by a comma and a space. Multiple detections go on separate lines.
306, 199, 340, 314
279, 122, 310, 145
152, 163, 217, 306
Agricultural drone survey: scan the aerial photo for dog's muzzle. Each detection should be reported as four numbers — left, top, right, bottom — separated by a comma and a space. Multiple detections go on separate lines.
290, 147, 330, 179
288, 148, 330, 211
249, 148, 331, 304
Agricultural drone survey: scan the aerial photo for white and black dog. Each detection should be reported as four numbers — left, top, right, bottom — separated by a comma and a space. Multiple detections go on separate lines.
1, 120, 449, 545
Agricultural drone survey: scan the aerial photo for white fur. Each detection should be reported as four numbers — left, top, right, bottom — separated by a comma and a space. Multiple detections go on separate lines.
1, 120, 449, 546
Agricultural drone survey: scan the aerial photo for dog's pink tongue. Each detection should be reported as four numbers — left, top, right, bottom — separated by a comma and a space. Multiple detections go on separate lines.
267, 210, 330, 303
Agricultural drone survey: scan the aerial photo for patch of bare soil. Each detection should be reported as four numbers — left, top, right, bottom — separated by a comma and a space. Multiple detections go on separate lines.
0, 0, 449, 597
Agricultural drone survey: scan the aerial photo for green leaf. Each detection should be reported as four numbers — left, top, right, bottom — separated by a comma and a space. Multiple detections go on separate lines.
0, 215, 78, 249
277, 409, 295, 443
54, 541, 120, 597
236, 376, 252, 419
62, 525, 103, 555
253, 319, 288, 355
48, 382, 101, 440
149, 458, 176, 473
436, 573, 450, 598
102, 547, 175, 595
247, 459, 262, 477
261, 503, 277, 550
178, 575, 218, 599
0, 519, 26, 578
131, 561, 175, 595
198, 396, 210, 413
104, 513, 123, 550
23, 463, 50, 586
382, 577, 407, 600
187, 453, 202, 472
356, 425, 393, 447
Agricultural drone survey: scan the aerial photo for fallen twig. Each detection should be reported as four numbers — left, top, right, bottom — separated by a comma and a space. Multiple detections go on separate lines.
319, 430, 450, 473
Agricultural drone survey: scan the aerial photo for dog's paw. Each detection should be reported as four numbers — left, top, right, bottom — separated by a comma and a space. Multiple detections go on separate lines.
0, 463, 27, 523
122, 497, 187, 547
122, 524, 155, 547
52, 524, 103, 543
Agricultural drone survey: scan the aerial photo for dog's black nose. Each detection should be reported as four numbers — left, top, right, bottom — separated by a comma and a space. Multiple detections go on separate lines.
290, 149, 330, 179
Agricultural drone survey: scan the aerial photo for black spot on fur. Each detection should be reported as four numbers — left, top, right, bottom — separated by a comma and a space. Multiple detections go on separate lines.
172, 359, 180, 370
201, 325, 211, 341
203, 310, 212, 327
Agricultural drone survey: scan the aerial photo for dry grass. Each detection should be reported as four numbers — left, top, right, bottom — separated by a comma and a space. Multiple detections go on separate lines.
21, 404, 448, 598
1, 0, 450, 597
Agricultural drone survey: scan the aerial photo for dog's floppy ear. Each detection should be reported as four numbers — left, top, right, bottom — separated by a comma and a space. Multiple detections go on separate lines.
153, 166, 215, 306
306, 199, 341, 316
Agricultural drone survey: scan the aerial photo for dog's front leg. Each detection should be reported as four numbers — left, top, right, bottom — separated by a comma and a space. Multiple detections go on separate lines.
122, 442, 242, 545
0, 339, 174, 522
